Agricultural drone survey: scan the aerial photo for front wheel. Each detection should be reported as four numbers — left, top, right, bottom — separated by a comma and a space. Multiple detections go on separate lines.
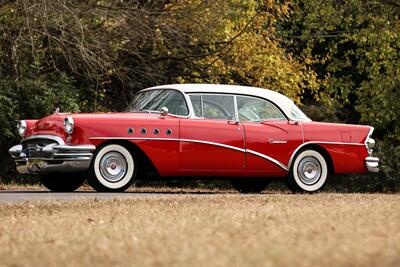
286, 149, 328, 193
87, 144, 136, 192
40, 173, 86, 192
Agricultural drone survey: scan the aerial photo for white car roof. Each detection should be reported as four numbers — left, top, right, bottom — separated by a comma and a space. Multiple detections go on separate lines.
147, 83, 297, 119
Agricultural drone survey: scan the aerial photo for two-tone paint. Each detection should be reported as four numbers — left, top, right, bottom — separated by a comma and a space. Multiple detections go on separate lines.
9, 84, 378, 179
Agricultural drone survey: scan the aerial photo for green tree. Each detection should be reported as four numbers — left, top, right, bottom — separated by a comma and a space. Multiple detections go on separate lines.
278, 0, 400, 190
1, 0, 317, 180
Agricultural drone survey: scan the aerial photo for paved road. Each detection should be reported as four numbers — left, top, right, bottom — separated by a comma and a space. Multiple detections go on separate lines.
0, 191, 207, 203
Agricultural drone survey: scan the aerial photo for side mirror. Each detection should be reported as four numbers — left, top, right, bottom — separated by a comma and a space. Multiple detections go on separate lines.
160, 107, 169, 118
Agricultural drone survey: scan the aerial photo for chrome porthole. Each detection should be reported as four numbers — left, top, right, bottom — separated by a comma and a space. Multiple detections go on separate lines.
99, 151, 127, 182
153, 128, 160, 135
166, 129, 172, 135
141, 128, 147, 135
297, 156, 321, 185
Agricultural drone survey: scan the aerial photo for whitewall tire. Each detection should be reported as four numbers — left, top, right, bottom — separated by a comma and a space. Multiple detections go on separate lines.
88, 144, 136, 192
287, 150, 328, 193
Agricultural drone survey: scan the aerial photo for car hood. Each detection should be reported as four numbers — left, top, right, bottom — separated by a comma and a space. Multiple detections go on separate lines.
25, 112, 161, 138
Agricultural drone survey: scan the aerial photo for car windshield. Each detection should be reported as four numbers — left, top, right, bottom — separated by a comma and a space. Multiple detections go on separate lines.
290, 103, 310, 121
126, 89, 189, 116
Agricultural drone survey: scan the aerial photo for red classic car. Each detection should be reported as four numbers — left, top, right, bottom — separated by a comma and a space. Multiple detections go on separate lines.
9, 84, 379, 192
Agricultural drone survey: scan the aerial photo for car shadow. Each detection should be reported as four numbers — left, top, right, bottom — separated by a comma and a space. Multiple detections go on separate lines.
0, 190, 277, 195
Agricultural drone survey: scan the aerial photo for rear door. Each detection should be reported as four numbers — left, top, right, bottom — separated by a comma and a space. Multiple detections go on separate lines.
179, 94, 246, 175
237, 95, 303, 175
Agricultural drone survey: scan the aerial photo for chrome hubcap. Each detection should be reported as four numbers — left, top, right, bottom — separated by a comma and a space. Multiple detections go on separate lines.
99, 152, 127, 182
297, 156, 321, 185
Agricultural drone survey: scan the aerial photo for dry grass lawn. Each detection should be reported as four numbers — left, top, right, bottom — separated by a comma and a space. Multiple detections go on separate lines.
0, 193, 399, 267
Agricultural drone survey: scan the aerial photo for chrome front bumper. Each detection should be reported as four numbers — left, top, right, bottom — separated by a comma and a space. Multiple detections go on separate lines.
365, 156, 379, 173
9, 139, 96, 174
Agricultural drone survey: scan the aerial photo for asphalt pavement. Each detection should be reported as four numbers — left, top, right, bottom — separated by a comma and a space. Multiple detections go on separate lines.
0, 191, 195, 203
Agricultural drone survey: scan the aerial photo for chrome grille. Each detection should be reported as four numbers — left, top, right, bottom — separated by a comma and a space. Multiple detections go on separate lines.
22, 138, 58, 158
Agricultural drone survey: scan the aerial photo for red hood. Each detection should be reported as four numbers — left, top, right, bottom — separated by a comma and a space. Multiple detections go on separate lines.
25, 112, 161, 140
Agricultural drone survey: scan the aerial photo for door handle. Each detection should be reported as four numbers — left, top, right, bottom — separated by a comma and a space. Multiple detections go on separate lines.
228, 120, 240, 125
287, 120, 299, 125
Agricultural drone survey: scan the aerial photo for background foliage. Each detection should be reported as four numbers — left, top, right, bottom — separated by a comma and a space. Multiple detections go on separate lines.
0, 0, 398, 191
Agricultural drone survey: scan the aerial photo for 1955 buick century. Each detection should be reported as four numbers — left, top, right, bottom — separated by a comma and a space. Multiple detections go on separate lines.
9, 84, 379, 193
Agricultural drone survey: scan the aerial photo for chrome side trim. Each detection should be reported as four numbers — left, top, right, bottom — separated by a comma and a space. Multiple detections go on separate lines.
90, 137, 368, 172
287, 141, 365, 170
246, 149, 289, 171
22, 135, 65, 145
90, 137, 286, 170
181, 139, 245, 153
90, 137, 246, 153
90, 137, 178, 141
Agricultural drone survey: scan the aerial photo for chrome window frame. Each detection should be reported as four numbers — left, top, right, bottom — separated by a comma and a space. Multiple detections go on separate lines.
187, 93, 237, 121
130, 88, 192, 118
189, 94, 203, 118
235, 95, 287, 122
187, 92, 288, 122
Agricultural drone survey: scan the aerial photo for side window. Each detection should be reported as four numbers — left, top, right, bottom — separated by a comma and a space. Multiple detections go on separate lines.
160, 90, 189, 116
189, 94, 202, 117
237, 96, 285, 122
128, 89, 189, 116
203, 94, 235, 120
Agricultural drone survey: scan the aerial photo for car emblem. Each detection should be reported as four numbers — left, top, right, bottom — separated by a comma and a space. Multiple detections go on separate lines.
35, 145, 42, 152
269, 140, 288, 144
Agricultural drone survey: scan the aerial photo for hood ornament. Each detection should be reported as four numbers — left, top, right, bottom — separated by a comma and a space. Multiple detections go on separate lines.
54, 107, 60, 114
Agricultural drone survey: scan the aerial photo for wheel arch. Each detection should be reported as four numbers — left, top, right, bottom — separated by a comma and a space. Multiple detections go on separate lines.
289, 144, 334, 175
93, 139, 160, 178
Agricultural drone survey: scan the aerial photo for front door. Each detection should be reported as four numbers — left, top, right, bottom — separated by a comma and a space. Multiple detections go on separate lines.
179, 94, 245, 175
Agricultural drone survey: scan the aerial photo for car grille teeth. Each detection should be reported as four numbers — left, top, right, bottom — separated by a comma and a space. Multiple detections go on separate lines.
22, 139, 57, 158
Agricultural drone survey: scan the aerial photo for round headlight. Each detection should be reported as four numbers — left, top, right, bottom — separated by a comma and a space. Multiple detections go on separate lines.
17, 120, 27, 137
366, 138, 375, 149
64, 116, 74, 135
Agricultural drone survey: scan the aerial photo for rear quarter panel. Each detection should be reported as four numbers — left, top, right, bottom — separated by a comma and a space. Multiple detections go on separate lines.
301, 122, 371, 173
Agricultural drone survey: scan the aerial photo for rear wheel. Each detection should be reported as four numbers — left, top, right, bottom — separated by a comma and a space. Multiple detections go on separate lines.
87, 144, 136, 192
231, 179, 269, 193
40, 173, 86, 192
286, 149, 328, 193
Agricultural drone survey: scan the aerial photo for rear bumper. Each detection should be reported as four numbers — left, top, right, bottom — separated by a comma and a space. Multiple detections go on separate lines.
9, 143, 96, 174
365, 156, 379, 173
